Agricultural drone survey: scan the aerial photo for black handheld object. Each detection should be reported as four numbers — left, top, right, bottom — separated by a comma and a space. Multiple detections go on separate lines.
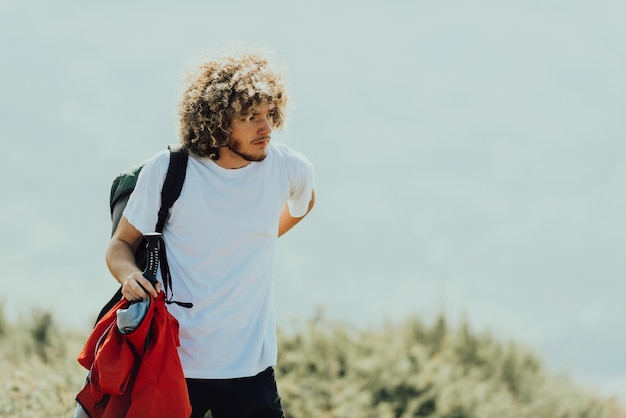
140, 231, 193, 309
141, 232, 162, 287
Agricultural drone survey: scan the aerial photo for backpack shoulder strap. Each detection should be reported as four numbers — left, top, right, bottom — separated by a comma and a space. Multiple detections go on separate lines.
156, 144, 192, 308
155, 144, 189, 233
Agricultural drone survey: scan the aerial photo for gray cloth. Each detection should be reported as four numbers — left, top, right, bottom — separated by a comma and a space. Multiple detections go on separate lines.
74, 378, 90, 418
74, 401, 89, 418
116, 298, 150, 334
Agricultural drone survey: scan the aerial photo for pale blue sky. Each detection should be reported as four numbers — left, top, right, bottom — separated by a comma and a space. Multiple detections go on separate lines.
1, 0, 625, 403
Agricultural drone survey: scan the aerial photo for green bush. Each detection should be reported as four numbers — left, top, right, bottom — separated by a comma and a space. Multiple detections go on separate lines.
276, 313, 626, 418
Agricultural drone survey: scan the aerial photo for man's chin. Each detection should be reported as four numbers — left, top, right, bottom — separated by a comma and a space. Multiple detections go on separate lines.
250, 152, 267, 162
239, 150, 268, 162
227, 142, 269, 162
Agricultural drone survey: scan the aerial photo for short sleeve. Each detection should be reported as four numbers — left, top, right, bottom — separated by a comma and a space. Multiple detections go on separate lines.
123, 150, 170, 234
285, 150, 315, 218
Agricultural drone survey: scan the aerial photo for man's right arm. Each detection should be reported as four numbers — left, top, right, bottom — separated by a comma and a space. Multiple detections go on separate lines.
106, 216, 161, 300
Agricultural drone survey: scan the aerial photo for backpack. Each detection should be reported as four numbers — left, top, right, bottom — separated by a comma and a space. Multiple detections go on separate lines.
109, 144, 189, 236
96, 144, 190, 322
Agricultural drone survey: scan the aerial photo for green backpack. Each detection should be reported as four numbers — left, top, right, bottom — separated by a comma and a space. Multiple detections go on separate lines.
109, 144, 189, 236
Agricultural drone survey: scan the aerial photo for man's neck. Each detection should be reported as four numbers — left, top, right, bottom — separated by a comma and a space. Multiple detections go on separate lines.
214, 148, 251, 169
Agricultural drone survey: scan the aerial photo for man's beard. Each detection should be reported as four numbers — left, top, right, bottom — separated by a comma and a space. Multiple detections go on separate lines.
226, 138, 268, 162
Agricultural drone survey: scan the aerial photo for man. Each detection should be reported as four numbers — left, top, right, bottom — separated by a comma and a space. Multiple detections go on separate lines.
105, 50, 315, 418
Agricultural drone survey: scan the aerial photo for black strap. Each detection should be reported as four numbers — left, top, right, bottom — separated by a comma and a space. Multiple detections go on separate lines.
155, 144, 192, 308
142, 232, 192, 308
156, 144, 189, 233
159, 237, 193, 308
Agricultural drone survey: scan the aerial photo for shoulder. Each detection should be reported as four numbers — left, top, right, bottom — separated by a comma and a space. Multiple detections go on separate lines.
144, 148, 171, 170
267, 142, 314, 190
133, 148, 171, 180
128, 148, 173, 192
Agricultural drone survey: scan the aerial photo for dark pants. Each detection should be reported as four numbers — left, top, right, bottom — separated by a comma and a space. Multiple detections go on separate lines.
186, 367, 285, 418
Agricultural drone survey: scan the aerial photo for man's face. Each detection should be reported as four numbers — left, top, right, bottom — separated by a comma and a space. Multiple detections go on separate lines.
226, 103, 275, 164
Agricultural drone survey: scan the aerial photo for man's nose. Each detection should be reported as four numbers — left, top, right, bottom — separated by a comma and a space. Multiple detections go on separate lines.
258, 117, 273, 134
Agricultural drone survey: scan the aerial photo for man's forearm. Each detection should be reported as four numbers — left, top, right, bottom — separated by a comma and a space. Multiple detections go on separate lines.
278, 211, 304, 237
105, 239, 142, 286
278, 190, 315, 237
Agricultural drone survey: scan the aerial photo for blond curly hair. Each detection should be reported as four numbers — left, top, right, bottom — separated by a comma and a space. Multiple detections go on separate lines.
178, 52, 288, 159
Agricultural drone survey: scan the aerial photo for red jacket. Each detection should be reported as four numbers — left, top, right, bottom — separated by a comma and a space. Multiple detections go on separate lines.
76, 293, 191, 418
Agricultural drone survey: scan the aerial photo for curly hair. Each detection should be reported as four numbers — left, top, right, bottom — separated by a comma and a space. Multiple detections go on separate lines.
178, 51, 288, 159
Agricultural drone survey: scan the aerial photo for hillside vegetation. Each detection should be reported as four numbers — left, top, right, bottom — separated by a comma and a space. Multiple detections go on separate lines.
0, 305, 623, 418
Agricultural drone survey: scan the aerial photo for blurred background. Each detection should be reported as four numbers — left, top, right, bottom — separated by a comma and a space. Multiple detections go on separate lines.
1, 0, 624, 404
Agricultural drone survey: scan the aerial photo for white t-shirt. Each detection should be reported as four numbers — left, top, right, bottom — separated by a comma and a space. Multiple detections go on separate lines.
123, 141, 314, 379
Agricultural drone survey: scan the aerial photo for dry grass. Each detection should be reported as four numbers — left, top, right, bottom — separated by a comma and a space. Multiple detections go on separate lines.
0, 305, 624, 418
0, 309, 85, 417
